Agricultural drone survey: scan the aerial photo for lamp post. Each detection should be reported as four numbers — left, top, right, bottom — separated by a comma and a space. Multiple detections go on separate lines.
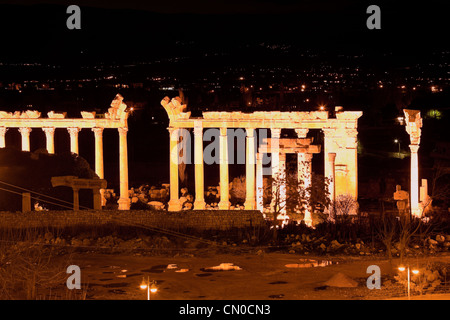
398, 265, 419, 299
394, 139, 401, 158
140, 277, 157, 300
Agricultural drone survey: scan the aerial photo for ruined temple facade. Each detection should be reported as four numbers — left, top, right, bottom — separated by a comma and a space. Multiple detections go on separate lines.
162, 97, 362, 224
0, 94, 131, 210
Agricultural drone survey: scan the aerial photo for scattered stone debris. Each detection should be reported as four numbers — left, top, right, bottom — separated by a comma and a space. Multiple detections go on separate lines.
201, 263, 242, 272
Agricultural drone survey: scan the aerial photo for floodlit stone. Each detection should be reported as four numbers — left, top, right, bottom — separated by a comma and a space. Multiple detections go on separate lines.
81, 111, 96, 119
47, 111, 66, 118
0, 111, 13, 118
148, 201, 165, 210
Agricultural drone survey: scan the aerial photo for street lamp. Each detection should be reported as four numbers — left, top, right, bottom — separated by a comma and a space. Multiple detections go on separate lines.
398, 265, 419, 299
394, 139, 401, 158
140, 277, 157, 300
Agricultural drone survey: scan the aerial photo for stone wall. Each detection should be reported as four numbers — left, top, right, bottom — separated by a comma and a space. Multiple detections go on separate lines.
0, 210, 267, 231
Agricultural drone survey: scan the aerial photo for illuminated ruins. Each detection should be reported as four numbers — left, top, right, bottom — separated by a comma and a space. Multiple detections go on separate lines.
162, 96, 362, 224
0, 94, 131, 210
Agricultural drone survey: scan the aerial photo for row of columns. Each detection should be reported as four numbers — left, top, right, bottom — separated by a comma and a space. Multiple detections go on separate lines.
167, 126, 322, 223
168, 126, 258, 211
0, 126, 130, 210
0, 126, 83, 154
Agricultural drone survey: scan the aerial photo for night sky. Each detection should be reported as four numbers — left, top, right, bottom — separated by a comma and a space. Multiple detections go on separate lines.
0, 0, 448, 64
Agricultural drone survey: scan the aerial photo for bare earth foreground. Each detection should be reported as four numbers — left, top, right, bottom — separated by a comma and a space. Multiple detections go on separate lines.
59, 251, 450, 300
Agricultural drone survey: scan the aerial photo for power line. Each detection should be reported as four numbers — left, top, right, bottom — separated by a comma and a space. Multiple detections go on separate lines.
0, 179, 91, 210
0, 186, 74, 210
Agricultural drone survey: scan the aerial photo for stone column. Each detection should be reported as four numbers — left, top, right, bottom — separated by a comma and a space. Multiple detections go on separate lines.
193, 122, 206, 210
92, 128, 104, 179
245, 128, 256, 210
279, 153, 287, 214
328, 152, 336, 204
403, 109, 423, 218
93, 188, 102, 210
410, 144, 420, 217
68, 127, 80, 154
0, 127, 7, 148
92, 127, 106, 207
117, 127, 130, 210
270, 128, 281, 210
298, 153, 313, 227
218, 127, 230, 210
22, 192, 31, 212
256, 152, 264, 212
168, 127, 181, 211
73, 187, 79, 211
322, 128, 333, 191
42, 127, 55, 154
345, 128, 359, 200
19, 127, 32, 152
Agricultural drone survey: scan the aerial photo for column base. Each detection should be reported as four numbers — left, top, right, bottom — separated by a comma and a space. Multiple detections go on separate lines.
303, 215, 313, 227
193, 199, 206, 210
256, 203, 264, 212
117, 197, 131, 210
168, 199, 182, 211
411, 207, 422, 218
100, 189, 106, 207
244, 200, 256, 210
93, 192, 102, 211
218, 201, 230, 210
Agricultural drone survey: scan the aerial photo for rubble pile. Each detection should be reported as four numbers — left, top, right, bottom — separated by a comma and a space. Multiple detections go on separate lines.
282, 232, 450, 256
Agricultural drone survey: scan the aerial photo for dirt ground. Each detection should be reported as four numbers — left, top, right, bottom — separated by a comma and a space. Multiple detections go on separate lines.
58, 251, 450, 300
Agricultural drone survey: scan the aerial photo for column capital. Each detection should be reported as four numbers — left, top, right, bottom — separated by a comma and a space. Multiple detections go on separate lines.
322, 127, 337, 137
328, 152, 336, 162
246, 127, 255, 137
92, 127, 104, 136
279, 153, 286, 161
345, 128, 358, 139
19, 127, 32, 135
194, 125, 203, 137
118, 127, 128, 135
304, 153, 313, 162
305, 153, 313, 161
68, 127, 81, 135
409, 144, 420, 153
220, 127, 228, 136
42, 127, 55, 134
0, 127, 8, 135
295, 128, 309, 138
271, 128, 281, 139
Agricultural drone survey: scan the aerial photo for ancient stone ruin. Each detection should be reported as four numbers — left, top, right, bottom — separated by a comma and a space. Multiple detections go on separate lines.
162, 96, 363, 225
